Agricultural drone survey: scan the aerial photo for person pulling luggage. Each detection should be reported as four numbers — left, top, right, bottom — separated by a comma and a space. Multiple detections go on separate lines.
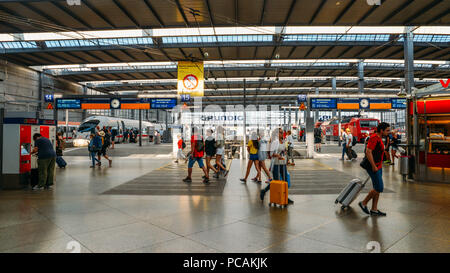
358, 122, 391, 217
260, 128, 294, 204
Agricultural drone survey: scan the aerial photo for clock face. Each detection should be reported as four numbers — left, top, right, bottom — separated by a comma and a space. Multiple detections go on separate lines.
110, 99, 121, 109
360, 99, 369, 108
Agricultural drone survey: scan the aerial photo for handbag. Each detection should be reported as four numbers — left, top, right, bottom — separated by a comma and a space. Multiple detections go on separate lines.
360, 156, 372, 171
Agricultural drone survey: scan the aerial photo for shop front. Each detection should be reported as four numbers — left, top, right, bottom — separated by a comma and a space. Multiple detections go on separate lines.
411, 97, 450, 183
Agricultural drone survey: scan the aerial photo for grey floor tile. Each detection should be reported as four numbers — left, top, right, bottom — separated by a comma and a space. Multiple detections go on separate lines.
33, 199, 112, 218
187, 221, 294, 253
1, 236, 92, 253
411, 218, 450, 241
0, 220, 68, 251
0, 207, 47, 229
48, 208, 139, 235
72, 222, 180, 253
260, 235, 360, 253
385, 233, 450, 253
128, 237, 221, 253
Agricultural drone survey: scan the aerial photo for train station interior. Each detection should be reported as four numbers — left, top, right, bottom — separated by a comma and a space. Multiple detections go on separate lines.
0, 0, 449, 255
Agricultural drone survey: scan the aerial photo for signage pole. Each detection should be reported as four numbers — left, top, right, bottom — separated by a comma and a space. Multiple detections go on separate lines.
243, 79, 247, 160
139, 109, 142, 147
65, 109, 69, 140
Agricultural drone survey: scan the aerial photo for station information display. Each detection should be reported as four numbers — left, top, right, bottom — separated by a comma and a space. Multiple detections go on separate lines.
310, 98, 337, 109
56, 99, 82, 109
310, 97, 406, 110
55, 98, 177, 110
151, 98, 177, 109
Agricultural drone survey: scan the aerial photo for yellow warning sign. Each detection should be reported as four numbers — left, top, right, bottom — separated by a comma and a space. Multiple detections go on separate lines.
177, 61, 204, 97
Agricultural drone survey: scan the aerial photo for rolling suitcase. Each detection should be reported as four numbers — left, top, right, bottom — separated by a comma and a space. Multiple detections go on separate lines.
269, 180, 288, 208
351, 149, 357, 159
56, 156, 67, 168
335, 176, 370, 210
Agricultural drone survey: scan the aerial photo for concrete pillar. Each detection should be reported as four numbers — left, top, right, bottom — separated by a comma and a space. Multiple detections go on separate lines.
295, 100, 298, 125
315, 87, 319, 121
404, 27, 416, 179
37, 72, 43, 118
82, 85, 87, 121
358, 60, 364, 94
288, 103, 292, 130
139, 109, 142, 146
331, 78, 337, 118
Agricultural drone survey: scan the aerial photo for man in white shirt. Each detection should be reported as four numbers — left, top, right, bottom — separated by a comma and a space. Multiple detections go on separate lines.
345, 128, 356, 161
340, 128, 348, 161
286, 130, 295, 165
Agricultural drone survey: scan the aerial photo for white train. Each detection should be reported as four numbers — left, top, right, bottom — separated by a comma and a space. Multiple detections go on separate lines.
74, 115, 165, 147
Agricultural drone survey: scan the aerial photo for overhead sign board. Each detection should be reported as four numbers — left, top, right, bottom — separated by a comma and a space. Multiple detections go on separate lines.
150, 98, 177, 109
56, 99, 81, 109
297, 94, 307, 103
310, 98, 337, 109
44, 94, 54, 102
391, 98, 407, 109
177, 61, 204, 97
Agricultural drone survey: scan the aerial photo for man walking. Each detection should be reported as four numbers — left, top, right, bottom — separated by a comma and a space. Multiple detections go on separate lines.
286, 130, 295, 166
31, 133, 56, 190
183, 127, 209, 184
358, 122, 391, 217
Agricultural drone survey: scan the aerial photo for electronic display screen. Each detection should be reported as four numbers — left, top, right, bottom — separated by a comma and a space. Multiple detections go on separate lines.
151, 98, 177, 109
391, 98, 407, 109
310, 98, 337, 109
56, 99, 81, 109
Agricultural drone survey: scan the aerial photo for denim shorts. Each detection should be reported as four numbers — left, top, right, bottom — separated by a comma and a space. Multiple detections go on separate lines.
188, 157, 204, 168
367, 168, 384, 193
249, 153, 259, 161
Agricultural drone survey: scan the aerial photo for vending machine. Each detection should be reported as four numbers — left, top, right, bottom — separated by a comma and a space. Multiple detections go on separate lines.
0, 117, 56, 190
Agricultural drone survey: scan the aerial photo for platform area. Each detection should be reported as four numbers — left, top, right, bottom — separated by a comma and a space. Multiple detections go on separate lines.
0, 143, 449, 253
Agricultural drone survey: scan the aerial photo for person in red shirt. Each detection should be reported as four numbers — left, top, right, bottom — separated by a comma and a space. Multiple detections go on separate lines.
183, 127, 209, 184
175, 134, 186, 163
358, 122, 391, 217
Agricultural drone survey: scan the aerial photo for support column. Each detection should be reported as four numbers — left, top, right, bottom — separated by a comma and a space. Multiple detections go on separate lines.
288, 103, 292, 131
404, 26, 416, 179
332, 78, 337, 118
243, 79, 247, 159
338, 110, 342, 146
295, 100, 298, 125
358, 60, 364, 115
37, 72, 43, 119
82, 85, 87, 121
0, 108, 4, 187
315, 87, 319, 121
139, 109, 142, 147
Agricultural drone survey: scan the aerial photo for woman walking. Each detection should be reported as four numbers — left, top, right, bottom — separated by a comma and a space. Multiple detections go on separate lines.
260, 128, 294, 204
252, 130, 272, 183
240, 132, 261, 183
215, 126, 228, 177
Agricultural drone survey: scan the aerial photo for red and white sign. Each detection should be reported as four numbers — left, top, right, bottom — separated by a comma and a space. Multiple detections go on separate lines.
183, 74, 199, 90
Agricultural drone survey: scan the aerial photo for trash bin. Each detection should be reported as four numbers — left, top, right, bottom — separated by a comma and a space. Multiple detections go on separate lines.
399, 155, 410, 182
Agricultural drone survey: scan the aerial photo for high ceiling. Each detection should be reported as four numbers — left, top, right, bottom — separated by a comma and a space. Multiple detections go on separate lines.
0, 0, 449, 105
0, 0, 449, 33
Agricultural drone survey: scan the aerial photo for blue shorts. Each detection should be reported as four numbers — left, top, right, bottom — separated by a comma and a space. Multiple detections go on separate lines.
367, 168, 384, 193
188, 157, 204, 168
249, 153, 259, 161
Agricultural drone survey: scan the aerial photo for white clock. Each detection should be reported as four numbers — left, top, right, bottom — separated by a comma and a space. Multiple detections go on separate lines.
360, 99, 369, 108
110, 99, 121, 109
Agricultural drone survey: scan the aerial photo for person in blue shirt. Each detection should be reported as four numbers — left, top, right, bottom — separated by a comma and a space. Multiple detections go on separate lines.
88, 133, 102, 168
31, 133, 56, 190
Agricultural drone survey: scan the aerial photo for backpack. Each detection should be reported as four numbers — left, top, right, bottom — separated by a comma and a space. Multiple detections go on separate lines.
352, 136, 357, 146
195, 137, 204, 152
314, 128, 321, 138
181, 140, 186, 149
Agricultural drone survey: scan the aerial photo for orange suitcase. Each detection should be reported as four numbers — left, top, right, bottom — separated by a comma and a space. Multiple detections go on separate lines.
269, 180, 288, 208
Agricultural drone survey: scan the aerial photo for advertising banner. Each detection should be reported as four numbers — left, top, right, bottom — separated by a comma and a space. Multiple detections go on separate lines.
177, 61, 204, 97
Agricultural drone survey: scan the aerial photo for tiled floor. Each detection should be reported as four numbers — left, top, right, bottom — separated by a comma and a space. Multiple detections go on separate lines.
0, 143, 449, 253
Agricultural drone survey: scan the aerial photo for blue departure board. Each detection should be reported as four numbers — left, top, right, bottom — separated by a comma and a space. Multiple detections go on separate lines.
310, 98, 337, 109
151, 98, 177, 109
56, 99, 81, 109
391, 98, 407, 109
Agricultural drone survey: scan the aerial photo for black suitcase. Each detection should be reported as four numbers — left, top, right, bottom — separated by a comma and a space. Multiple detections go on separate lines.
30, 168, 39, 187
56, 156, 67, 168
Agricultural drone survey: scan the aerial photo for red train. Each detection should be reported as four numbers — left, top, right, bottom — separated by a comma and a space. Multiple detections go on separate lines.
321, 116, 380, 143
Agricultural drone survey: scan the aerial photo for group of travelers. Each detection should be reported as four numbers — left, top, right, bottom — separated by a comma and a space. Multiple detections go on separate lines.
179, 126, 228, 184
123, 129, 137, 143
88, 126, 113, 168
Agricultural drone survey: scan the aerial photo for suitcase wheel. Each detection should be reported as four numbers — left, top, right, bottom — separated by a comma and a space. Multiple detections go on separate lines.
341, 205, 347, 210
334, 200, 338, 204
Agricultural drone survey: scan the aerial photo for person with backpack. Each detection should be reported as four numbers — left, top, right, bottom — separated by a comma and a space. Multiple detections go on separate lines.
358, 122, 391, 217
175, 134, 186, 163
97, 130, 112, 167
314, 126, 322, 152
88, 133, 101, 168
204, 129, 220, 179
183, 127, 209, 184
240, 131, 261, 183
345, 128, 356, 161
